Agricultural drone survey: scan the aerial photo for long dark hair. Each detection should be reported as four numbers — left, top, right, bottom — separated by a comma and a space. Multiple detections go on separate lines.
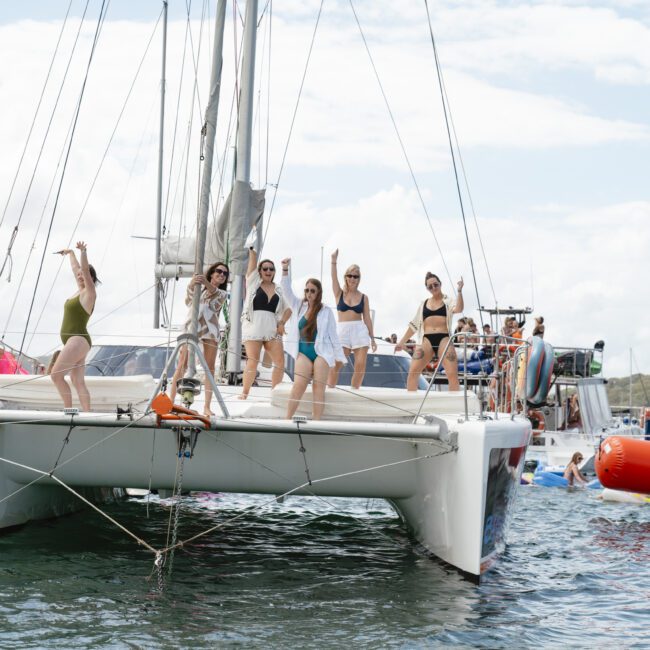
88, 264, 100, 285
301, 278, 323, 342
206, 261, 229, 291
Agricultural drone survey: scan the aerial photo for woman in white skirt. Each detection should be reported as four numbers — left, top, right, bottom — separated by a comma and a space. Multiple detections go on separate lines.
240, 248, 292, 399
280, 258, 345, 420
327, 249, 377, 388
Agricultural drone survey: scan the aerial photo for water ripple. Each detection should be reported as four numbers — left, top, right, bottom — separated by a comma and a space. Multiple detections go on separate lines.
0, 486, 647, 646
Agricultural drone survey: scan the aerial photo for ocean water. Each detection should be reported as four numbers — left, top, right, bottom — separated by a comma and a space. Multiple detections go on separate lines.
0, 487, 648, 648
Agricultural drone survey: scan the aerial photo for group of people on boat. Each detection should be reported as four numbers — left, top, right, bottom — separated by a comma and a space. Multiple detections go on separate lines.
50, 241, 467, 419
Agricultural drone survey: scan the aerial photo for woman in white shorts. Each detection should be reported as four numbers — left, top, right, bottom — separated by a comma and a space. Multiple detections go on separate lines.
240, 248, 292, 399
327, 249, 377, 388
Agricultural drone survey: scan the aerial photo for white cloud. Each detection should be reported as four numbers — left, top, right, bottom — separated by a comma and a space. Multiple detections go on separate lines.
0, 3, 648, 381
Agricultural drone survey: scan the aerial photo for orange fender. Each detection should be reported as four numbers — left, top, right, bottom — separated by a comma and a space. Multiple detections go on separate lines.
595, 436, 650, 494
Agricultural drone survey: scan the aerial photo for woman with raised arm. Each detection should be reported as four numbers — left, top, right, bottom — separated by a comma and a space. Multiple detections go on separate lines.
169, 262, 229, 416
281, 257, 345, 420
328, 249, 377, 389
240, 248, 291, 399
51, 241, 98, 411
395, 272, 464, 391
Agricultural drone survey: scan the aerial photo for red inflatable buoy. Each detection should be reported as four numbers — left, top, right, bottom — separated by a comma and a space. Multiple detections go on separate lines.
595, 436, 650, 494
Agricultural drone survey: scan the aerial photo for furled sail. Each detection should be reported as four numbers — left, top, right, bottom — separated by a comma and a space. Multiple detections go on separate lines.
160, 182, 265, 273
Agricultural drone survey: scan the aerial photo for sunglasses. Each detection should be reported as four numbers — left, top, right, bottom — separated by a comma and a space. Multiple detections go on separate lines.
214, 268, 228, 276
304, 287, 318, 294
427, 282, 441, 290
261, 266, 275, 272
346, 274, 360, 279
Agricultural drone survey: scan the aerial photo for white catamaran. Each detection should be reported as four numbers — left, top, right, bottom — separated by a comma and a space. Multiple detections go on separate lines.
0, 1, 531, 581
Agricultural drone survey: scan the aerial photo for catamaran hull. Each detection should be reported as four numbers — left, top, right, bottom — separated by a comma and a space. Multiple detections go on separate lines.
0, 413, 529, 579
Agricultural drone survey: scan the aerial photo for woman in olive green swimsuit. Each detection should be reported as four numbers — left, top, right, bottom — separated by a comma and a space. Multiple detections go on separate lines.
51, 241, 98, 411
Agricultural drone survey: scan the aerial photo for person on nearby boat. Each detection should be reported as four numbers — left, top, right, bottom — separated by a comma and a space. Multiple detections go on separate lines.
281, 258, 345, 420
532, 315, 545, 338
454, 317, 467, 335
169, 262, 229, 416
51, 241, 98, 411
564, 452, 588, 487
327, 249, 377, 388
240, 248, 291, 399
395, 272, 464, 391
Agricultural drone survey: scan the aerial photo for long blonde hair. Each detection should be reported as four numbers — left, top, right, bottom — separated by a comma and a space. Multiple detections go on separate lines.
343, 264, 361, 294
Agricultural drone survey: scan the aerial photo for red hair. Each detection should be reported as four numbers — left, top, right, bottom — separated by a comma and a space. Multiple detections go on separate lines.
301, 279, 322, 342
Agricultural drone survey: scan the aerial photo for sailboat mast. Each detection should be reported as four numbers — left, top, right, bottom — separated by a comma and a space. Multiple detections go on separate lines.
187, 0, 228, 376
226, 0, 259, 376
153, 0, 168, 329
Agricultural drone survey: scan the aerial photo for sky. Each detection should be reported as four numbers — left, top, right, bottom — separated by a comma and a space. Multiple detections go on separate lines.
0, 0, 648, 378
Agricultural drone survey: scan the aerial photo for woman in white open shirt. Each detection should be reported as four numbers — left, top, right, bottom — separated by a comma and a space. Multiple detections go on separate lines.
280, 257, 345, 420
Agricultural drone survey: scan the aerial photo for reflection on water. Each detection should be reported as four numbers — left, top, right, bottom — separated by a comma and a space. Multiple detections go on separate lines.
0, 487, 648, 646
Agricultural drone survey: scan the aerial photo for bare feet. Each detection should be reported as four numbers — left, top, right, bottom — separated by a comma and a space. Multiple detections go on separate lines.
203, 408, 215, 417
238, 393, 249, 400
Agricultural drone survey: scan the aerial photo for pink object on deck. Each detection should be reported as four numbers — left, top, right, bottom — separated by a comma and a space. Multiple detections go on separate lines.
0, 351, 28, 375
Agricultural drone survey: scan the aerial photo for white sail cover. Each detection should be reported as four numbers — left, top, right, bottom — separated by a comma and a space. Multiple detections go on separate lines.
161, 183, 265, 273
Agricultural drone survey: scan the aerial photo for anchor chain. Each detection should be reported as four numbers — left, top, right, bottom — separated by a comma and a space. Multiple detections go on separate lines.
154, 551, 165, 593
167, 434, 188, 577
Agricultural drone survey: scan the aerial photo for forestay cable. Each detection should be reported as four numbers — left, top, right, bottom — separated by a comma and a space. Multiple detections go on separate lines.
348, 0, 453, 288
0, 0, 91, 280
16, 0, 110, 361
423, 0, 483, 320
0, 0, 75, 233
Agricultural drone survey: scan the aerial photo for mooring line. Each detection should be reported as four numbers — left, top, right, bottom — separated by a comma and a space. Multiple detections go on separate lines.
0, 455, 157, 554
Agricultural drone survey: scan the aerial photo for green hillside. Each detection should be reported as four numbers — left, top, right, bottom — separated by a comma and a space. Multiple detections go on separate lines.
606, 373, 650, 408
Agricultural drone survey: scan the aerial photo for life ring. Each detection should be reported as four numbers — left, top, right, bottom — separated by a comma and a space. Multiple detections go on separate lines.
530, 341, 555, 405
151, 392, 211, 429
525, 336, 545, 400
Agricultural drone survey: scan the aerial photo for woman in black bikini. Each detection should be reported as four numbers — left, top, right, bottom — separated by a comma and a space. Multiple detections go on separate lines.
395, 272, 464, 391
327, 249, 377, 388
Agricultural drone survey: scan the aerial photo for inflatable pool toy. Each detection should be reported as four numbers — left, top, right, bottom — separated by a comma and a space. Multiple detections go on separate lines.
596, 436, 650, 494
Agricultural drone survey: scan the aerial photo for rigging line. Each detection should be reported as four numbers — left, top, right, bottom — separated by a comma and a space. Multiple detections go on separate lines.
0, 455, 157, 553
164, 451, 438, 553
265, 0, 272, 188
0, 0, 92, 276
26, 7, 163, 349
19, 281, 156, 363
251, 0, 272, 188
0, 0, 75, 233
65, 7, 163, 241
99, 92, 160, 270
162, 1, 193, 234
2, 100, 77, 340
0, 412, 150, 507
436, 76, 498, 308
206, 429, 450, 557
209, 15, 247, 202
631, 350, 650, 406
184, 0, 208, 123
347, 0, 453, 288
423, 0, 482, 319
146, 429, 157, 518
16, 0, 110, 361
261, 0, 325, 248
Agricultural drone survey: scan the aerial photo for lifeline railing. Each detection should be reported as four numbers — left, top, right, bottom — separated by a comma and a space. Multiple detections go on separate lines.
146, 333, 230, 418
413, 332, 530, 424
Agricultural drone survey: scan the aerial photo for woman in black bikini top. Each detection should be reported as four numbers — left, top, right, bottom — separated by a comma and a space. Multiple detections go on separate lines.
396, 271, 464, 391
